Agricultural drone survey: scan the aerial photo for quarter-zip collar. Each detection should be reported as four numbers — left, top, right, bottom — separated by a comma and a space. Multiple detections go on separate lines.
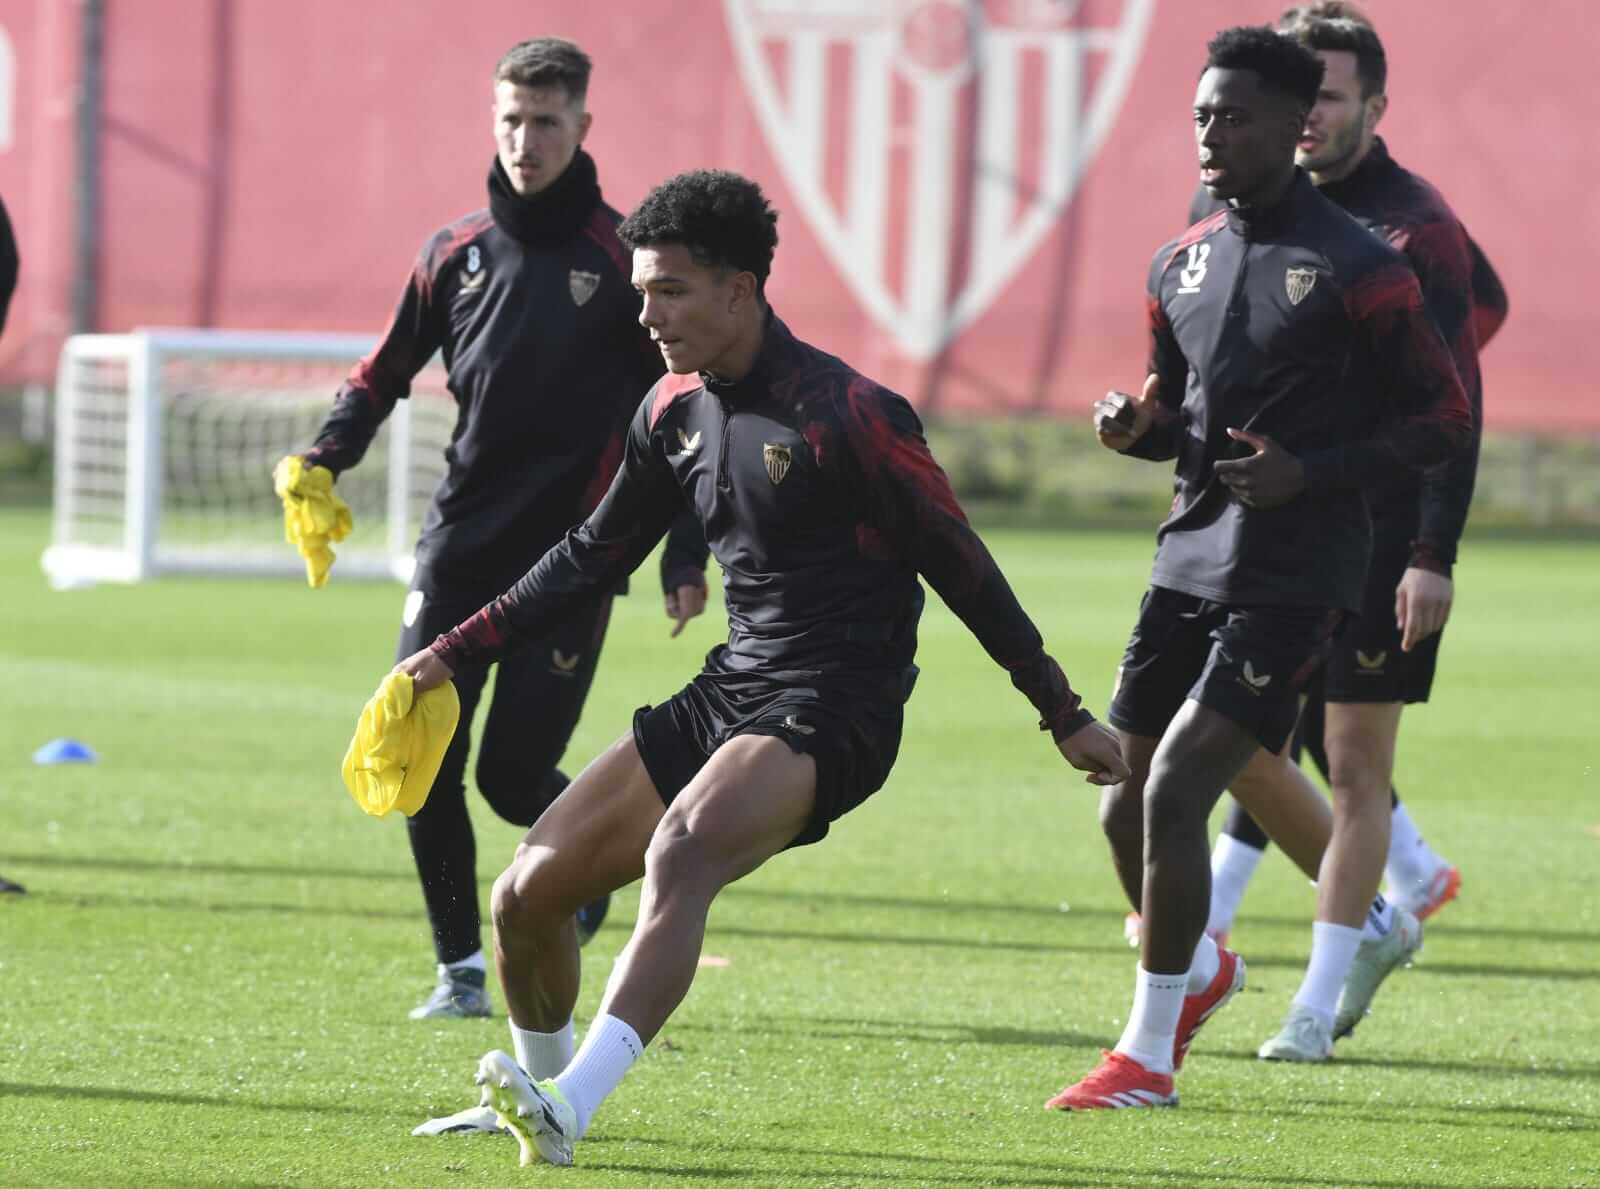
702, 308, 795, 403
1226, 168, 1316, 240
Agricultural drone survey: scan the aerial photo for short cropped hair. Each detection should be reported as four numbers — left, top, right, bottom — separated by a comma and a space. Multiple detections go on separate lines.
617, 170, 780, 292
1284, 16, 1388, 98
494, 38, 591, 102
1204, 25, 1325, 111
1278, 2, 1373, 28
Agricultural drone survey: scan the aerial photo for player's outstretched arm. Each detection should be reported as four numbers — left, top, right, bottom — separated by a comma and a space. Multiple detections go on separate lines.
836, 387, 1114, 771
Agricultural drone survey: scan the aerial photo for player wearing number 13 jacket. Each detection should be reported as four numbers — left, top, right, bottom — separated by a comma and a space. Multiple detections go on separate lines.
1132, 168, 1472, 618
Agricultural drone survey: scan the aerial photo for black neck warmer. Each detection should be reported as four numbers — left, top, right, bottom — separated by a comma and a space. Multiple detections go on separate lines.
486, 149, 601, 245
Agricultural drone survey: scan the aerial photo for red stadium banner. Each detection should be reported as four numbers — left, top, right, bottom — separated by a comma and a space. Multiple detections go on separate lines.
0, 0, 1590, 430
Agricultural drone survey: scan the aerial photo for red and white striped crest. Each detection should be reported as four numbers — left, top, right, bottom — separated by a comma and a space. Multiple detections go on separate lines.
725, 0, 1153, 359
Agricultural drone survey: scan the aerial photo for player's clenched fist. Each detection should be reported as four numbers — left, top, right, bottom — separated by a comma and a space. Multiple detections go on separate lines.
394, 646, 455, 694
1093, 373, 1160, 451
1057, 720, 1131, 786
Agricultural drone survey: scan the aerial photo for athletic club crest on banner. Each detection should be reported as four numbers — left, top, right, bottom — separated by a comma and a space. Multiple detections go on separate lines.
724, 0, 1153, 360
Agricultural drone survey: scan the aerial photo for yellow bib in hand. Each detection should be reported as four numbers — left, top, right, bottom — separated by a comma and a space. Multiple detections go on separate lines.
273, 454, 353, 588
341, 672, 460, 817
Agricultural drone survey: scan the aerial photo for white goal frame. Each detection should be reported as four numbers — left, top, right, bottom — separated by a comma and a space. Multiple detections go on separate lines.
42, 328, 452, 585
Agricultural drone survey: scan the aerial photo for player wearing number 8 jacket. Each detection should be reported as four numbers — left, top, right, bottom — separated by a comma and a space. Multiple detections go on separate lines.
295, 39, 705, 1025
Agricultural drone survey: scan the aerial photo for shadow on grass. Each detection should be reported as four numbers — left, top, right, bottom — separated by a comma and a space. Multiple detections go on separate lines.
586, 1135, 1528, 1188
0, 1080, 358, 1115
586, 1160, 1072, 1186
1399, 960, 1600, 983
1183, 1093, 1598, 1137
9, 854, 1600, 967
0, 852, 414, 884
664, 1006, 1600, 1095
718, 884, 1127, 921
1227, 948, 1600, 983
1246, 920, 1600, 946
1205, 1048, 1600, 1083
2, 854, 1127, 923
24, 890, 419, 922
663, 1014, 1110, 1051
717, 887, 1600, 949
18, 887, 1139, 959
702, 921, 1130, 958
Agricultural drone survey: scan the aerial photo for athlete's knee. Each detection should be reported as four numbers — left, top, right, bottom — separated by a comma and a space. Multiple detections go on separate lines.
1099, 732, 1152, 838
1324, 732, 1392, 802
490, 848, 568, 933
642, 810, 707, 892
1098, 779, 1143, 849
642, 799, 738, 903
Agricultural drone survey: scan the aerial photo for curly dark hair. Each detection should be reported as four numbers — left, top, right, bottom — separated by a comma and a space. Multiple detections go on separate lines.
617, 170, 780, 292
1284, 16, 1387, 98
1204, 25, 1325, 111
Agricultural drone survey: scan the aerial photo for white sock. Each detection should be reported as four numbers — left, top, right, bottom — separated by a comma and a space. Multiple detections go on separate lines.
1385, 803, 1445, 895
1187, 931, 1221, 994
511, 1018, 575, 1080
1361, 894, 1396, 943
446, 949, 488, 975
1114, 966, 1188, 1075
1292, 921, 1363, 1028
1208, 834, 1264, 936
554, 1013, 644, 1138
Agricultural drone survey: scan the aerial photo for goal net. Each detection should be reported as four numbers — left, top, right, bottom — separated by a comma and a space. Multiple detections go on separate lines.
42, 329, 456, 585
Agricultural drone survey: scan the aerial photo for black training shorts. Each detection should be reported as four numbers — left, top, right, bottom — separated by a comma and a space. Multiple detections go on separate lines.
1108, 586, 1346, 753
632, 647, 910, 847
1322, 530, 1443, 704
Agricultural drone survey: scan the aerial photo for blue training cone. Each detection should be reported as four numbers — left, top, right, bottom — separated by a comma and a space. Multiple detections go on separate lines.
33, 738, 98, 765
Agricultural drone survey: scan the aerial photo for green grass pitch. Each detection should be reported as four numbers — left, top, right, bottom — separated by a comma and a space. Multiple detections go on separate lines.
2, 505, 1596, 1187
